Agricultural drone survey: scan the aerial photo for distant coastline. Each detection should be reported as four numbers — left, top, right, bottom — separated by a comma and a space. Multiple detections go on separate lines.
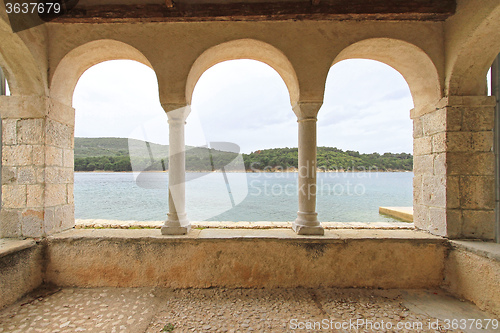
74, 137, 413, 173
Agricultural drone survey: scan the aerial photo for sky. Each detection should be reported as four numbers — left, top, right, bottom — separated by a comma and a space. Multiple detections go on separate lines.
73, 58, 415, 154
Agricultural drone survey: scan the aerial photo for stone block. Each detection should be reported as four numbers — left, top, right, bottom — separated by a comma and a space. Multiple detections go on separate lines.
444, 107, 463, 132
2, 166, 17, 185
428, 207, 447, 237
433, 153, 446, 175
422, 108, 446, 135
44, 183, 67, 206
412, 174, 423, 204
21, 209, 44, 238
2, 119, 17, 145
431, 132, 447, 153
27, 184, 44, 207
462, 107, 494, 131
43, 207, 56, 235
67, 184, 74, 204
446, 176, 460, 209
45, 167, 74, 184
56, 204, 75, 232
413, 154, 434, 175
32, 145, 45, 165
460, 176, 495, 210
45, 119, 73, 149
17, 118, 45, 145
35, 167, 45, 183
412, 204, 429, 230
63, 149, 74, 168
471, 131, 494, 152
461, 210, 495, 240
17, 166, 36, 185
422, 175, 446, 208
45, 146, 63, 166
445, 209, 463, 238
2, 145, 33, 166
413, 136, 432, 156
2, 185, 26, 208
0, 209, 21, 238
446, 132, 472, 152
413, 118, 423, 138
447, 152, 495, 176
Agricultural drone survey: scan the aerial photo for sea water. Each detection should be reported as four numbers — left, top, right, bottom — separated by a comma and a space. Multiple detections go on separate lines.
74, 171, 413, 222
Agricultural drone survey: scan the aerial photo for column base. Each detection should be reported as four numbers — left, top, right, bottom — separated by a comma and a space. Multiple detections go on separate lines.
161, 213, 190, 235
292, 212, 324, 235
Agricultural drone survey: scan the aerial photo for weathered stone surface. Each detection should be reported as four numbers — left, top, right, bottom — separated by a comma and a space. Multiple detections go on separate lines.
422, 175, 446, 207
1, 166, 17, 185
31, 145, 45, 166
27, 184, 44, 208
471, 131, 494, 152
1, 145, 33, 166
45, 146, 63, 166
46, 229, 446, 289
16, 166, 36, 185
430, 131, 446, 153
413, 154, 433, 175
447, 152, 495, 176
461, 210, 495, 240
1, 185, 27, 209
17, 118, 44, 145
1, 119, 17, 145
0, 209, 22, 238
45, 119, 73, 149
21, 209, 44, 238
0, 240, 42, 310
44, 184, 67, 206
413, 136, 432, 155
460, 176, 495, 210
444, 245, 500, 316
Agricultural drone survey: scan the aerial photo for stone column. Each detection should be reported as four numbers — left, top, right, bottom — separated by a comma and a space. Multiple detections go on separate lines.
292, 102, 324, 235
0, 96, 75, 238
411, 96, 496, 240
161, 104, 191, 235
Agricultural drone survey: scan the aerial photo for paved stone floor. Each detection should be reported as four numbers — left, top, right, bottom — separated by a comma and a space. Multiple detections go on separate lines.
0, 287, 497, 333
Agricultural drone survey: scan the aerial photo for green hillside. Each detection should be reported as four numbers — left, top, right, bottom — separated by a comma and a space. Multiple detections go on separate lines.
74, 137, 413, 172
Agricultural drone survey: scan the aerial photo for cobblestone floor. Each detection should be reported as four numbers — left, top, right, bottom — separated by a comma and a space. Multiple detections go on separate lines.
0, 287, 497, 333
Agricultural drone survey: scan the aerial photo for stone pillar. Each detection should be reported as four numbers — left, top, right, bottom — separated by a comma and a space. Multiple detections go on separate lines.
0, 96, 75, 238
411, 96, 496, 240
292, 102, 324, 235
161, 104, 191, 235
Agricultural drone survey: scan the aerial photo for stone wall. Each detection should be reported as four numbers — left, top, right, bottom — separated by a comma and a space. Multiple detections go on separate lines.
412, 96, 496, 240
0, 96, 75, 238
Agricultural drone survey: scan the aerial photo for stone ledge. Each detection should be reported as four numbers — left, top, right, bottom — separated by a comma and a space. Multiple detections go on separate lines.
449, 240, 500, 261
75, 219, 415, 230
50, 228, 443, 243
0, 238, 37, 258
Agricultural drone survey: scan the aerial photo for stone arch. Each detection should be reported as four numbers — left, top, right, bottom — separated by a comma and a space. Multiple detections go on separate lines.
446, 4, 500, 96
185, 38, 300, 106
50, 39, 155, 106
332, 38, 442, 109
0, 20, 45, 96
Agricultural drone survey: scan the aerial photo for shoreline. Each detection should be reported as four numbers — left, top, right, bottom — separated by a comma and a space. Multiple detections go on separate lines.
74, 169, 413, 173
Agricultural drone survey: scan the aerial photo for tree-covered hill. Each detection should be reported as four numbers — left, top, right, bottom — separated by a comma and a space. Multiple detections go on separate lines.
74, 138, 413, 172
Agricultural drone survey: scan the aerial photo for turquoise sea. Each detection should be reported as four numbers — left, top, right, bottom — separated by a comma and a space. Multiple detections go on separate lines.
74, 172, 413, 222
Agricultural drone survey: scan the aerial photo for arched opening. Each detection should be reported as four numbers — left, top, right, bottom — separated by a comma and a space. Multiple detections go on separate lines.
72, 60, 169, 221
317, 59, 414, 222
186, 59, 297, 222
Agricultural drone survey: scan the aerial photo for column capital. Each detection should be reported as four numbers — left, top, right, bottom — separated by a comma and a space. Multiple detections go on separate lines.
162, 103, 191, 123
292, 101, 322, 121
